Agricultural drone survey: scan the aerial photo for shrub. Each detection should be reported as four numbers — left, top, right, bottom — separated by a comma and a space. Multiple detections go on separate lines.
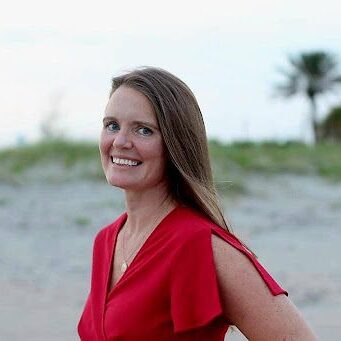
321, 106, 341, 141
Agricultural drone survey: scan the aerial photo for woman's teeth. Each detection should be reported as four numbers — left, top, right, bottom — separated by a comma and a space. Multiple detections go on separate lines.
112, 157, 140, 166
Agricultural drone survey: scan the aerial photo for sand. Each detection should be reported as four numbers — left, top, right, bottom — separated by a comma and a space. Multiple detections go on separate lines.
1, 173, 340, 340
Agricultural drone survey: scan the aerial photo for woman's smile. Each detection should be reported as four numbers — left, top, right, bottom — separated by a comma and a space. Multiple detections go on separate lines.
110, 156, 142, 167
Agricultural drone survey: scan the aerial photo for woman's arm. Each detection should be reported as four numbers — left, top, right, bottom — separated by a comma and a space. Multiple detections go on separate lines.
211, 234, 317, 340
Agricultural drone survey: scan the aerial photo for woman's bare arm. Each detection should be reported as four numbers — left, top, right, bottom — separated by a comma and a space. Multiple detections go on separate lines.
211, 234, 317, 340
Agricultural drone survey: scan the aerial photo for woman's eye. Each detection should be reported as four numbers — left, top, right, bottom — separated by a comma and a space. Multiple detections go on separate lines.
106, 122, 119, 132
137, 127, 153, 136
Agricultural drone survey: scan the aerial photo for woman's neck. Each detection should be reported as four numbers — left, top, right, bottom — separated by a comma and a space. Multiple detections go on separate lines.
123, 184, 177, 236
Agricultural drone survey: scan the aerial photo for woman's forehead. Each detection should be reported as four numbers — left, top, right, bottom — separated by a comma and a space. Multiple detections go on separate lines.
105, 86, 157, 123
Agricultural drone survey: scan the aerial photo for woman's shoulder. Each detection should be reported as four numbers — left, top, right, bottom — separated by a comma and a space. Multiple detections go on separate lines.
169, 205, 233, 239
166, 206, 235, 251
172, 206, 287, 294
168, 206, 215, 238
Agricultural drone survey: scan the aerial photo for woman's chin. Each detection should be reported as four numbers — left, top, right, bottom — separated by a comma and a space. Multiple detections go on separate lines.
106, 176, 135, 190
107, 178, 126, 189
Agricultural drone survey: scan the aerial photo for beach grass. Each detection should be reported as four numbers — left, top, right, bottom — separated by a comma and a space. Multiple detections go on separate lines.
0, 139, 102, 184
209, 139, 341, 182
0, 138, 340, 184
0, 139, 100, 173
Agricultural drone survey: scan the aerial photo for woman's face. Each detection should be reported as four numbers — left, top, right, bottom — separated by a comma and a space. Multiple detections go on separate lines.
99, 86, 167, 192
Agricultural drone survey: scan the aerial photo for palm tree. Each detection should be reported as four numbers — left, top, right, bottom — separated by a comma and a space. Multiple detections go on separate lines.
275, 51, 341, 144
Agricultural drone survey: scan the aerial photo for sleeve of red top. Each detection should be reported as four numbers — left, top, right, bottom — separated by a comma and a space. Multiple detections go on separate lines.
170, 229, 224, 333
170, 226, 288, 334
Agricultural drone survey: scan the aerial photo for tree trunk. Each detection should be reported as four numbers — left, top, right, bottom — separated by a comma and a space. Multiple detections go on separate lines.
309, 96, 320, 144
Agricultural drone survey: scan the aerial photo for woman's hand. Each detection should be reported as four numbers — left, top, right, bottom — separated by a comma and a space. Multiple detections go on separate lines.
211, 235, 317, 340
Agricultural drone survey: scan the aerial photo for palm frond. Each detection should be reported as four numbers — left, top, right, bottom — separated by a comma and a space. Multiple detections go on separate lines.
275, 50, 341, 99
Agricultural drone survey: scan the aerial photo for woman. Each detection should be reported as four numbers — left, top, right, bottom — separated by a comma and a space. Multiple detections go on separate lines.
78, 67, 316, 340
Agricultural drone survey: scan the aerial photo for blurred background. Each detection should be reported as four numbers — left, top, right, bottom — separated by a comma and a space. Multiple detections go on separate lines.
0, 0, 340, 340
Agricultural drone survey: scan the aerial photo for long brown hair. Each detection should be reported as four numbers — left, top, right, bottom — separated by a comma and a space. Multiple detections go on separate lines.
110, 66, 231, 232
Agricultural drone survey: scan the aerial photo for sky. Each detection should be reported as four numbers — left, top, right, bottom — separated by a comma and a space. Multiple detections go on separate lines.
1, 0, 341, 147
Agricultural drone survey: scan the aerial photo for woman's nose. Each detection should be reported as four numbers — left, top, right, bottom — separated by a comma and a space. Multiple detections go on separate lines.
112, 130, 133, 149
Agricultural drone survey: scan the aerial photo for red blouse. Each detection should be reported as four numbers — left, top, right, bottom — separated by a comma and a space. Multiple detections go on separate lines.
78, 206, 287, 340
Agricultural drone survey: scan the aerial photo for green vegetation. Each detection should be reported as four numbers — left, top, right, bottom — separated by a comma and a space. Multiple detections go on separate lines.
320, 106, 341, 141
209, 139, 341, 181
0, 139, 104, 184
0, 139, 99, 172
74, 216, 91, 227
0, 138, 340, 185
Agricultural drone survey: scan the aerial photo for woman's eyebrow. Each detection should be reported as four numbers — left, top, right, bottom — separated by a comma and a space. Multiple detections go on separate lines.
133, 120, 159, 130
102, 116, 159, 130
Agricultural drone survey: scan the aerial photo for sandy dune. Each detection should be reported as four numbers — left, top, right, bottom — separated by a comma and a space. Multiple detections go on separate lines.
0, 173, 340, 340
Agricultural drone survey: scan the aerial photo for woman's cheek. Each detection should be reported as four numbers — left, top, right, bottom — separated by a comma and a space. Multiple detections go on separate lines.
100, 132, 112, 150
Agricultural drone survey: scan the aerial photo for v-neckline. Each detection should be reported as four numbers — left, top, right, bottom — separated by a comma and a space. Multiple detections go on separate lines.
106, 213, 128, 296
105, 206, 179, 299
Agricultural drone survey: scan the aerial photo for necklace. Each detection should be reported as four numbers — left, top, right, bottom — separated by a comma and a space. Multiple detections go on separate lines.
120, 200, 171, 273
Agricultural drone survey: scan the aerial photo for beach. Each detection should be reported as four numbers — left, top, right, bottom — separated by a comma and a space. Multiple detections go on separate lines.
1, 173, 340, 340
